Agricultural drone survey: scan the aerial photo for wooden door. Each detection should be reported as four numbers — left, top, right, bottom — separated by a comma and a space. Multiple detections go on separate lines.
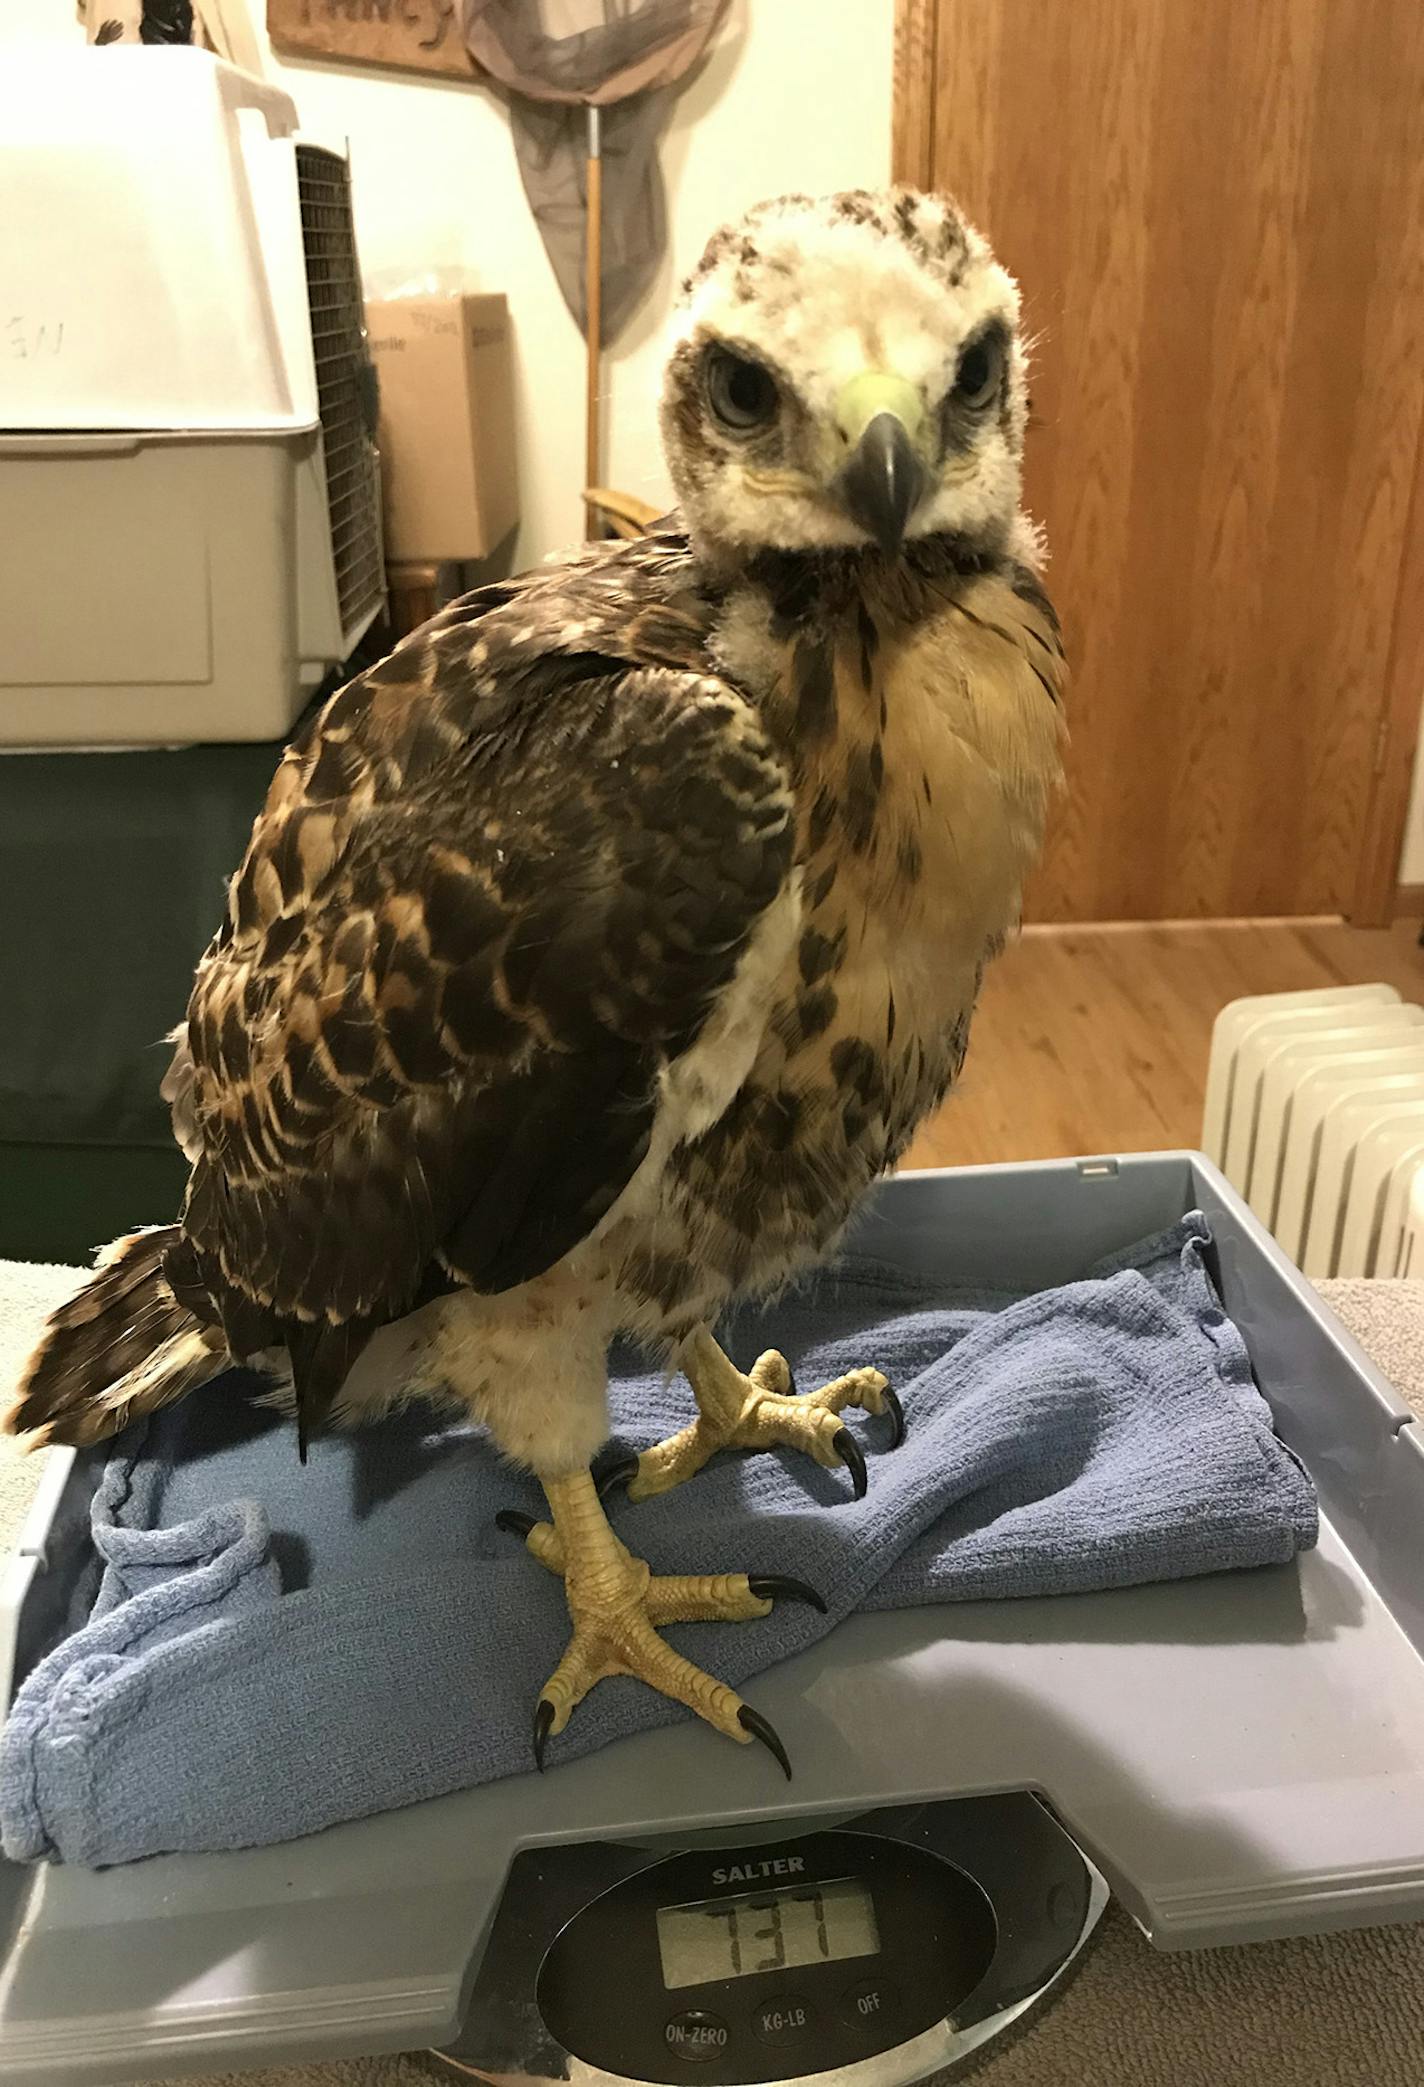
896, 0, 1424, 923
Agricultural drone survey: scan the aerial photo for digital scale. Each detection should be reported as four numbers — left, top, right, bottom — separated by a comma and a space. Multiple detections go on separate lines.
5, 1157, 1424, 2087
433, 1794, 1106, 2086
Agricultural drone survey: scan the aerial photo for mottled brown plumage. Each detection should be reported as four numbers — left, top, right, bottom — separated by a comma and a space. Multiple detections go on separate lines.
10, 186, 1067, 1768
14, 518, 1062, 1444
166, 534, 798, 1444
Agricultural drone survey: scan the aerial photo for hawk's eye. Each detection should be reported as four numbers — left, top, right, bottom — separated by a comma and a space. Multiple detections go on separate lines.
953, 332, 1003, 410
705, 345, 779, 432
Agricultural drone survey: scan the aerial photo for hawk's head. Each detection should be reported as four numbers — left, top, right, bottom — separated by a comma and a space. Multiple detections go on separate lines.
661, 188, 1026, 563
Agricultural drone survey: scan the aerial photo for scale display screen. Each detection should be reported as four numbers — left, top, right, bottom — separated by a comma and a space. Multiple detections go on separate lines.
656, 1876, 881, 1991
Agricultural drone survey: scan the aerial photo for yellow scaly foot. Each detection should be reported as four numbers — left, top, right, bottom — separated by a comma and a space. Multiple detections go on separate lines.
497, 1472, 825, 1773
608, 1329, 902, 1503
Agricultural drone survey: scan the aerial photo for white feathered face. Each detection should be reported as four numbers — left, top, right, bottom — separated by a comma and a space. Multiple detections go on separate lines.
660, 188, 1027, 562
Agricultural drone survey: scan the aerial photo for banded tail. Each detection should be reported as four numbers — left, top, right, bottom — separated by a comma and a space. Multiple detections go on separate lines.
5, 1227, 228, 1449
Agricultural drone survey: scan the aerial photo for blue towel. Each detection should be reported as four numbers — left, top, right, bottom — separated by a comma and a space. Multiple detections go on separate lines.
0, 1214, 1316, 1866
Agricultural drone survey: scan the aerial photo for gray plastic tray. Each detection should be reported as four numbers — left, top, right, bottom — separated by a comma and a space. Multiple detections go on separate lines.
3, 1153, 1424, 2085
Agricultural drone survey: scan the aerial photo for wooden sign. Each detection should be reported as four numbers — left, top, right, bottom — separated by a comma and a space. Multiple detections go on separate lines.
266, 0, 478, 82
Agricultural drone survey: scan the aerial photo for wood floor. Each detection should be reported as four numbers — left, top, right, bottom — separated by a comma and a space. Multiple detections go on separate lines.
904, 917, 1424, 1171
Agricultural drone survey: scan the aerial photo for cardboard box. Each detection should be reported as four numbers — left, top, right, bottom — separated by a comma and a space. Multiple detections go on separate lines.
364, 291, 519, 562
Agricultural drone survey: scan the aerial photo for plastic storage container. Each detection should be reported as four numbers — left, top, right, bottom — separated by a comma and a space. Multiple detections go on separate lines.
0, 49, 383, 745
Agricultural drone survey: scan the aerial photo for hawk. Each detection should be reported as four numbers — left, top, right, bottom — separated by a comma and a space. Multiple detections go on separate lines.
9, 189, 1066, 1774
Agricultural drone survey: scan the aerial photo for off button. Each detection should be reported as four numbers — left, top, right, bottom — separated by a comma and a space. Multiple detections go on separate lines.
665, 2010, 730, 2062
841, 1977, 900, 2033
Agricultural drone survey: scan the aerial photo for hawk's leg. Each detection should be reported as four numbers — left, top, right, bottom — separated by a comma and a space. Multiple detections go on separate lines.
499, 1472, 822, 1771
615, 1328, 901, 1503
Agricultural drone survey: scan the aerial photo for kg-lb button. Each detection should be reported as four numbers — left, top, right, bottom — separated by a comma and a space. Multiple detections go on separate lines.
665, 2010, 730, 2062
751, 1993, 816, 2044
840, 1977, 899, 2032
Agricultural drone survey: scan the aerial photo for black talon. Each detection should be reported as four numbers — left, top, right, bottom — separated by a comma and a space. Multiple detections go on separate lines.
533, 1698, 556, 1772
496, 1509, 537, 1540
834, 1427, 868, 1500
595, 1453, 640, 1502
747, 1574, 828, 1615
738, 1704, 792, 1780
882, 1384, 906, 1450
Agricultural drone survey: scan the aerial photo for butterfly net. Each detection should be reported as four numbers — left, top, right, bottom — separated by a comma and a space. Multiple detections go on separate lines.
462, 0, 729, 342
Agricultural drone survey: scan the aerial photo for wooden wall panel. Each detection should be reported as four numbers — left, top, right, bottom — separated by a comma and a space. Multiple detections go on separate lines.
892, 0, 936, 188
926, 0, 1424, 920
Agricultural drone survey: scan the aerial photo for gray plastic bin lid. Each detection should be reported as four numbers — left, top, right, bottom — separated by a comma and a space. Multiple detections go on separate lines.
2, 1154, 1424, 2085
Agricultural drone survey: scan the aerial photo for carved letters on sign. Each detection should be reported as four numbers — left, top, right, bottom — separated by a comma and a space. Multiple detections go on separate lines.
266, 0, 475, 80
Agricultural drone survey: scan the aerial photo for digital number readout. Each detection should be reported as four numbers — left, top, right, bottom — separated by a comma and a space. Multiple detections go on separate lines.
656, 1877, 881, 1991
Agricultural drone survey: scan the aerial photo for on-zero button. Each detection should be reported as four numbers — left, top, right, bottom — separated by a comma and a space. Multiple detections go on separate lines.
840, 1977, 900, 2034
665, 2010, 730, 2062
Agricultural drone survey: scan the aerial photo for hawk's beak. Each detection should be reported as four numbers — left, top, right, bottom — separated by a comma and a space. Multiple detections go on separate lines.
835, 373, 929, 555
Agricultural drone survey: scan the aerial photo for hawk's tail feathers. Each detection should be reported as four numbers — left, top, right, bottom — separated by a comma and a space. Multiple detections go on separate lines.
4, 1226, 229, 1449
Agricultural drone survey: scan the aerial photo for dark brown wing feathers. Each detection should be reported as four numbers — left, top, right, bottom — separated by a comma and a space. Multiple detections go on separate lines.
173, 529, 793, 1443
8, 1228, 228, 1448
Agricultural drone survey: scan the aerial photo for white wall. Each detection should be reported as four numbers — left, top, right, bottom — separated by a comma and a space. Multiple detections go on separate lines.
273, 0, 895, 565
6, 0, 81, 39
7, 0, 893, 563
268, 0, 895, 566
